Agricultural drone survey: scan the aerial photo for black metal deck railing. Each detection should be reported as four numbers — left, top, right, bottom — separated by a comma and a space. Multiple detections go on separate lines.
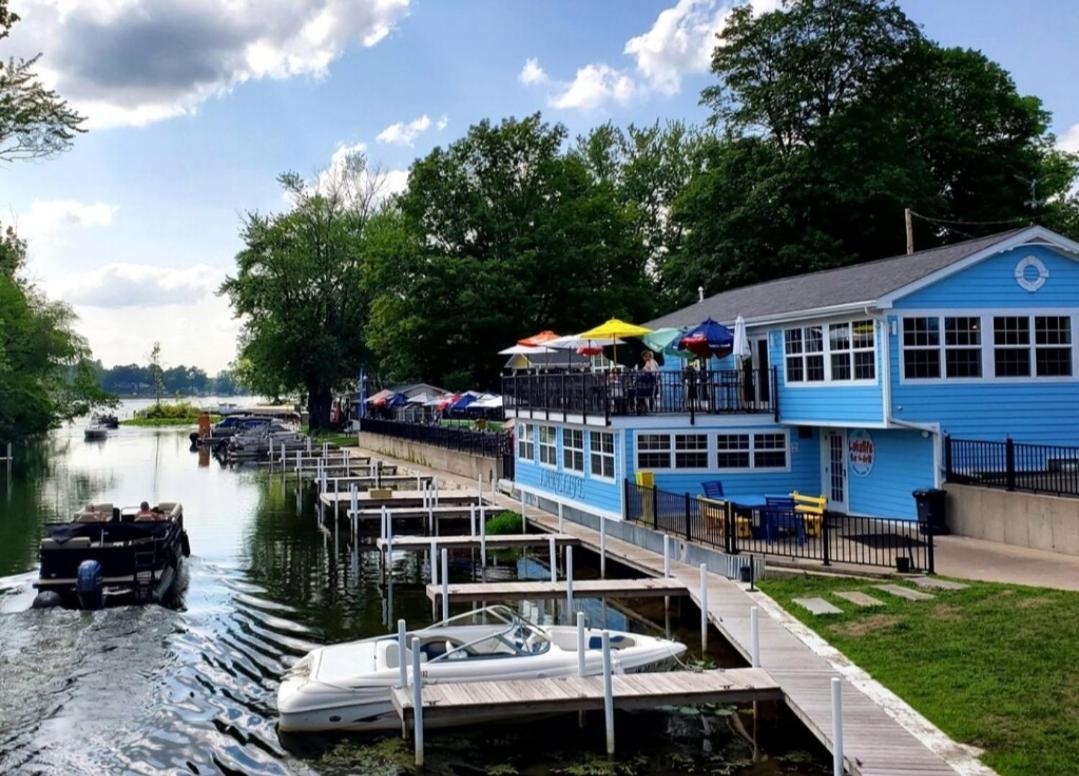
502, 367, 777, 424
359, 417, 511, 459
945, 435, 1079, 497
624, 481, 934, 573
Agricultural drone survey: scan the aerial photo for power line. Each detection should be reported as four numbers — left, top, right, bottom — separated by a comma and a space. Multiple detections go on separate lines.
908, 211, 1032, 228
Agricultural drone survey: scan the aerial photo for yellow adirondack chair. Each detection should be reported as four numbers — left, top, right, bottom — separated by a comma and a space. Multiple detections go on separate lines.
790, 491, 826, 537
695, 495, 751, 538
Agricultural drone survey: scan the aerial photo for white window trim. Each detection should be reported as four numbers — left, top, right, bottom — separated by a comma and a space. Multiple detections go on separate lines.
517, 423, 535, 461
537, 425, 558, 469
635, 432, 676, 471
897, 309, 1079, 385
673, 432, 711, 470
563, 427, 585, 474
783, 319, 878, 387
714, 430, 791, 473
589, 430, 616, 482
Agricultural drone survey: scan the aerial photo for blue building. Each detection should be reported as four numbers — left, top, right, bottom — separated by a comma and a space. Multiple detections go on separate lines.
503, 226, 1079, 523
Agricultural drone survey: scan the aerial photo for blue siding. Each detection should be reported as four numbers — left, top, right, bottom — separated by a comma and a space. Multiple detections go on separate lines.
514, 422, 622, 516
847, 429, 934, 519
893, 245, 1079, 309
768, 322, 885, 425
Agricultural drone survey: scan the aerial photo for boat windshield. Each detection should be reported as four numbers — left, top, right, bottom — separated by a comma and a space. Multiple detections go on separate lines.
425, 606, 550, 662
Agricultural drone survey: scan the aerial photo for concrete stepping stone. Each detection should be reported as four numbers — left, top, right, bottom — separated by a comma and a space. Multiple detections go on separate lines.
834, 591, 884, 608
793, 596, 843, 615
873, 584, 935, 601
909, 576, 967, 590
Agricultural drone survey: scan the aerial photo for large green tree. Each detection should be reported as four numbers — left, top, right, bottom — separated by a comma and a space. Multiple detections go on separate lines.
366, 114, 653, 387
663, 0, 1079, 306
221, 153, 382, 429
0, 0, 85, 162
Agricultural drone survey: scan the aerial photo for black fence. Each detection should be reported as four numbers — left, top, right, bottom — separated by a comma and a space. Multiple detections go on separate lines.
945, 436, 1079, 497
624, 481, 934, 573
359, 417, 510, 459
502, 368, 777, 424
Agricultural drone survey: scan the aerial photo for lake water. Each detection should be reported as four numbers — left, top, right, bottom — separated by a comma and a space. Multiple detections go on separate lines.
0, 409, 829, 774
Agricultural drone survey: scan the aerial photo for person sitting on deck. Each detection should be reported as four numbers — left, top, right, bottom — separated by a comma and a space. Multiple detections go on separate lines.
134, 501, 158, 521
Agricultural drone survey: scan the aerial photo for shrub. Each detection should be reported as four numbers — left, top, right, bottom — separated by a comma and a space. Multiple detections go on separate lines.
485, 511, 524, 535
136, 401, 202, 420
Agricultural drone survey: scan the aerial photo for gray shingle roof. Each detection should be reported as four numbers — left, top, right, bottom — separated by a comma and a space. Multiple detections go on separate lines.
646, 228, 1031, 329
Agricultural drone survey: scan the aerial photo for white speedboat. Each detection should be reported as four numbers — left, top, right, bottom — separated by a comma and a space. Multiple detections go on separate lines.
277, 605, 686, 732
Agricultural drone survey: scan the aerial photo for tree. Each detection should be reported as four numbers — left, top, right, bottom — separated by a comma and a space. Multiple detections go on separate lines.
221, 151, 383, 429
147, 341, 165, 405
0, 0, 86, 162
365, 114, 653, 386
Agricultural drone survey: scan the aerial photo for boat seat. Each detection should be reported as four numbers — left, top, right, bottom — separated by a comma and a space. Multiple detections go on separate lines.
588, 635, 628, 649
76, 511, 109, 523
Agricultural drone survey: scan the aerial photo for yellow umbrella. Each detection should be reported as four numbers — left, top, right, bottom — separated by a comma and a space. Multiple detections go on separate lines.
577, 318, 653, 368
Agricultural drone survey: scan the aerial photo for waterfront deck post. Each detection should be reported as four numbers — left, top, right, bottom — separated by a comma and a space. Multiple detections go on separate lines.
565, 546, 574, 622
750, 606, 760, 667
699, 563, 709, 652
397, 619, 408, 688
548, 535, 557, 582
440, 548, 449, 621
831, 677, 844, 776
411, 637, 424, 767
602, 631, 614, 756
599, 517, 607, 578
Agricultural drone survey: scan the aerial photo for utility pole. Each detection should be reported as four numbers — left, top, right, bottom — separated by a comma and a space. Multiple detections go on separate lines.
904, 208, 914, 255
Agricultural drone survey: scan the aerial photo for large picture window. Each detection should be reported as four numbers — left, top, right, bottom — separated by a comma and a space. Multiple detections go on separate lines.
590, 431, 615, 479
674, 434, 708, 468
784, 326, 824, 382
944, 316, 982, 377
716, 432, 788, 471
563, 428, 584, 472
538, 426, 557, 466
517, 423, 534, 461
903, 317, 941, 378
1035, 316, 1072, 376
636, 433, 672, 469
786, 321, 873, 383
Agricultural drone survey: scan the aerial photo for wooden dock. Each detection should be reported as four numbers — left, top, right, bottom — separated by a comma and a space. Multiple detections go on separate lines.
377, 533, 579, 551
392, 668, 781, 725
320, 488, 483, 510
425, 578, 688, 602
320, 473, 433, 491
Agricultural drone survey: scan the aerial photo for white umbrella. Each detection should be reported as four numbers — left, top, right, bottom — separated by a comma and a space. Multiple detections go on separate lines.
733, 315, 751, 359
498, 344, 555, 355
545, 334, 625, 350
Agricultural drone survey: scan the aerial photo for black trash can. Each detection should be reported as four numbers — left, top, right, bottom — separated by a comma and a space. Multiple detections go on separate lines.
913, 488, 949, 535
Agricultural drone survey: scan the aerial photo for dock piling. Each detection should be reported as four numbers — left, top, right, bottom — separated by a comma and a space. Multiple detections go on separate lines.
576, 612, 586, 676
412, 637, 424, 767
602, 631, 614, 757
548, 536, 557, 582
831, 677, 844, 776
699, 563, 709, 652
663, 535, 670, 578
599, 517, 607, 579
440, 548, 449, 621
565, 546, 574, 621
469, 506, 476, 537
397, 620, 409, 688
750, 607, 760, 667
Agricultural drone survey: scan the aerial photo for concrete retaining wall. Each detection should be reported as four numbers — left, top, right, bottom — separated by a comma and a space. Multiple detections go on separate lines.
945, 483, 1079, 556
359, 431, 501, 485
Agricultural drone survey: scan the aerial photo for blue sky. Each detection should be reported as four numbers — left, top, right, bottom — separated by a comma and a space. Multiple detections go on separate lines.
3, 0, 1078, 372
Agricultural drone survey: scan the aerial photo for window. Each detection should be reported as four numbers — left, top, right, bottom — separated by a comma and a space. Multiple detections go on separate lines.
637, 433, 672, 469
944, 317, 982, 378
828, 320, 876, 381
563, 428, 584, 472
716, 432, 788, 470
1035, 316, 1072, 376
590, 431, 615, 479
993, 316, 1030, 376
903, 317, 941, 378
674, 434, 708, 468
784, 326, 824, 382
517, 423, 534, 460
538, 426, 557, 466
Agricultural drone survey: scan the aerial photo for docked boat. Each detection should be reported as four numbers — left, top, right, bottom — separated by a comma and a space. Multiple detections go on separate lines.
277, 605, 686, 733
93, 412, 120, 429
32, 502, 190, 610
84, 421, 108, 441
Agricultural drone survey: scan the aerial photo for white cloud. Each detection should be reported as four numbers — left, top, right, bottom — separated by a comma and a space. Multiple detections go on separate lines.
549, 64, 636, 111
435, 114, 449, 131
13, 199, 119, 269
376, 113, 438, 146
8, 0, 412, 128
304, 141, 407, 206
59, 263, 222, 307
518, 57, 548, 86
1059, 123, 1079, 153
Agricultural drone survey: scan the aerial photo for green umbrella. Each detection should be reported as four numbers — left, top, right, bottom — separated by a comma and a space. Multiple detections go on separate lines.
642, 327, 689, 358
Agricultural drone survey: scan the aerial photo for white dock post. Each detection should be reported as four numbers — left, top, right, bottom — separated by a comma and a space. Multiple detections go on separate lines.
599, 517, 607, 579
411, 637, 424, 767
295, 449, 301, 474
558, 502, 564, 533
440, 548, 449, 621
415, 473, 421, 491
322, 441, 329, 459
699, 563, 709, 652
576, 612, 587, 676
306, 436, 311, 454
477, 474, 482, 505
602, 631, 614, 757
433, 481, 440, 508
380, 505, 387, 541
663, 535, 671, 578
479, 510, 487, 572
397, 619, 409, 688
520, 489, 526, 533
565, 545, 574, 620
350, 484, 359, 518
750, 606, 761, 667
469, 506, 476, 537
832, 677, 844, 776
548, 535, 557, 582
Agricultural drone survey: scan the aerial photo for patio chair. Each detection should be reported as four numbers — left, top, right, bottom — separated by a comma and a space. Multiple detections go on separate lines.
790, 491, 826, 537
702, 480, 724, 499
763, 496, 805, 545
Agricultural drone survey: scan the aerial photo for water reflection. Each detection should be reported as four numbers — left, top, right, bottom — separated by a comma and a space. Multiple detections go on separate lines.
0, 417, 829, 774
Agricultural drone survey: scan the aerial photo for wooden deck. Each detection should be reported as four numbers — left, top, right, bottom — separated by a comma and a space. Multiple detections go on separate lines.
377, 533, 579, 551
425, 578, 688, 602
512, 507, 961, 776
392, 668, 781, 724
319, 488, 482, 510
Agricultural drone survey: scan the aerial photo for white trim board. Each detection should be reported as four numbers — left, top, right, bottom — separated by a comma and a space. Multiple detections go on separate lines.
517, 484, 623, 523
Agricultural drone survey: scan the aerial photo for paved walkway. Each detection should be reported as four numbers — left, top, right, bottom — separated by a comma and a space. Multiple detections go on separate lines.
932, 534, 1079, 591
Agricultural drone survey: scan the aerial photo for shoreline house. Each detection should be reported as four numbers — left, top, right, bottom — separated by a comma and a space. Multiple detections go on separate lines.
504, 225, 1079, 523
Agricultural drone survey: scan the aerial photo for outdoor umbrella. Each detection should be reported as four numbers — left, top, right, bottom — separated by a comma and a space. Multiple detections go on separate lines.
365, 389, 393, 405
547, 334, 625, 367
642, 327, 691, 360
450, 393, 478, 412
517, 330, 561, 347
680, 318, 734, 360
733, 316, 751, 359
498, 343, 554, 355
576, 318, 653, 367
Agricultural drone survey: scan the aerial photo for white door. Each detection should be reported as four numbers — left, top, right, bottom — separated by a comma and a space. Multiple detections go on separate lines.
820, 429, 848, 512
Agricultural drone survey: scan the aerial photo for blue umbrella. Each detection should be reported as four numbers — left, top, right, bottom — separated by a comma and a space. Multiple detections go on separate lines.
385, 392, 408, 409
449, 393, 477, 412
680, 318, 734, 359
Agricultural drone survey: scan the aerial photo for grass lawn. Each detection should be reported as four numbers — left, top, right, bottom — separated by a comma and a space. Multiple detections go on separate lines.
441, 418, 505, 432
304, 428, 357, 448
759, 574, 1079, 776
123, 414, 220, 427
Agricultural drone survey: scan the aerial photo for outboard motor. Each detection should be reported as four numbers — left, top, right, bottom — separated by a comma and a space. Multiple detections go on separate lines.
75, 559, 104, 610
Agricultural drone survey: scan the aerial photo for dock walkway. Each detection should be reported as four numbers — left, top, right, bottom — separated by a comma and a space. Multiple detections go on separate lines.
319, 488, 482, 511
425, 577, 687, 602
378, 534, 578, 551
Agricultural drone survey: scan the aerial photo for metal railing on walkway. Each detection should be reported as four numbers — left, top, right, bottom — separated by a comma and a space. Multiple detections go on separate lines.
360, 417, 510, 459
624, 481, 934, 573
945, 435, 1079, 497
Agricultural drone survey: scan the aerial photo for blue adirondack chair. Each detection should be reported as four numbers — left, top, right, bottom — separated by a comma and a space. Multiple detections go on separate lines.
763, 496, 805, 545
702, 481, 725, 499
